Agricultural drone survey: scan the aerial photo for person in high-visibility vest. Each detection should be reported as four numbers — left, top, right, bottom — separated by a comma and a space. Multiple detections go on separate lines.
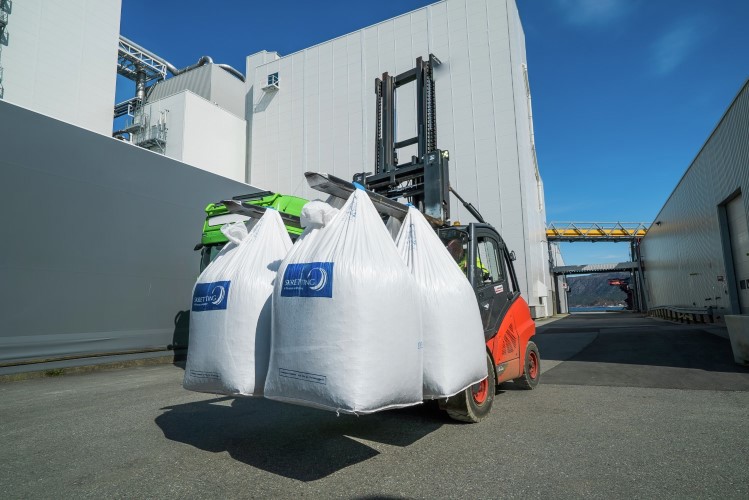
445, 239, 490, 279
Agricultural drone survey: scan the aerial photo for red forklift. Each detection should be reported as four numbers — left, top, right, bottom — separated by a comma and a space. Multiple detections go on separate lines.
224, 55, 540, 422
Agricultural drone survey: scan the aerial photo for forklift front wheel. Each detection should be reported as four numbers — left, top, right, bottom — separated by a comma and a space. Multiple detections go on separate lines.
514, 340, 541, 390
442, 352, 496, 423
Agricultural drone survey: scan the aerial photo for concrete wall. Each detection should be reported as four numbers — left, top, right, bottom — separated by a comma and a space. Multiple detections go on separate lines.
136, 90, 247, 182
0, 99, 255, 369
245, 0, 551, 315
641, 79, 749, 316
0, 0, 120, 135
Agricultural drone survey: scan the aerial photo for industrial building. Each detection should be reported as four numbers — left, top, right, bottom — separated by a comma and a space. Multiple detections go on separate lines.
129, 0, 554, 317
243, 0, 551, 317
0, 0, 556, 373
124, 62, 247, 181
641, 79, 749, 318
0, 0, 253, 373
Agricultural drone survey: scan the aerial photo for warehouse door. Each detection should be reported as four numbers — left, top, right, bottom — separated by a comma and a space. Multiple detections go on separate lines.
726, 194, 749, 314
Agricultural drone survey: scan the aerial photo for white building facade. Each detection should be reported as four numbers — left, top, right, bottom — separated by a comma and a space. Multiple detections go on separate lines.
0, 0, 121, 135
245, 0, 552, 316
133, 64, 248, 182
0, 0, 554, 317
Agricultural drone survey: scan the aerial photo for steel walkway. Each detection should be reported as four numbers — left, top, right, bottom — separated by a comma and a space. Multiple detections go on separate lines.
553, 262, 639, 275
546, 222, 650, 312
546, 222, 649, 242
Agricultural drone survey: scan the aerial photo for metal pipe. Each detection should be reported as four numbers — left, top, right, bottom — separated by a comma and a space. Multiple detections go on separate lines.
179, 55, 213, 74
449, 185, 486, 224
216, 63, 246, 82
119, 35, 245, 82
135, 70, 146, 101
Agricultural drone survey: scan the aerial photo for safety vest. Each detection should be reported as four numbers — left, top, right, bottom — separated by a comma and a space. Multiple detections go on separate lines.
458, 255, 489, 276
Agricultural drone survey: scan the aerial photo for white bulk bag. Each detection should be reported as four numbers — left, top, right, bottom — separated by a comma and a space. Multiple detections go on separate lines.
281, 200, 340, 264
184, 209, 292, 396
396, 207, 487, 398
264, 189, 423, 414
300, 200, 340, 229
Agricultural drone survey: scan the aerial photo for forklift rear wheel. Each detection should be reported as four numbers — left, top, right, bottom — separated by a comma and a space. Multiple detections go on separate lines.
514, 340, 540, 390
442, 352, 495, 423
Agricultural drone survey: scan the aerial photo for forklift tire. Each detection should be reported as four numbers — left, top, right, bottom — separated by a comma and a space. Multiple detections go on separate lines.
514, 340, 540, 390
441, 352, 496, 423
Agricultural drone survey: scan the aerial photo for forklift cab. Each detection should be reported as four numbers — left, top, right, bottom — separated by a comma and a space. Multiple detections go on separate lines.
439, 224, 520, 342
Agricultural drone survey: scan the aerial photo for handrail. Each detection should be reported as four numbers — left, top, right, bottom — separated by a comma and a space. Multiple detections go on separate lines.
546, 222, 649, 241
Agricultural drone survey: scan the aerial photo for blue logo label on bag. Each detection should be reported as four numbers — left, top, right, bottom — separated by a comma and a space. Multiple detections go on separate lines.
281, 262, 334, 298
192, 281, 231, 312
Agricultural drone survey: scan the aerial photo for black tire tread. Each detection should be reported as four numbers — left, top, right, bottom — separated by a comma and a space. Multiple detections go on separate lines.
514, 340, 540, 390
441, 352, 496, 423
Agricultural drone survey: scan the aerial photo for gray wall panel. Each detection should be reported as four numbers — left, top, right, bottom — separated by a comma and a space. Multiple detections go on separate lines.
0, 100, 256, 366
641, 80, 749, 315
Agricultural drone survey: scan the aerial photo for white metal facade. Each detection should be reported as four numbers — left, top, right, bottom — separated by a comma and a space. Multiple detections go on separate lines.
147, 63, 246, 119
137, 90, 247, 182
641, 79, 749, 316
0, 0, 121, 135
549, 243, 570, 315
245, 0, 550, 316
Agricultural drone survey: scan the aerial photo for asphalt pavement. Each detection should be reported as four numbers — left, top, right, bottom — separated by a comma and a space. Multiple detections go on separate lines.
1, 312, 748, 498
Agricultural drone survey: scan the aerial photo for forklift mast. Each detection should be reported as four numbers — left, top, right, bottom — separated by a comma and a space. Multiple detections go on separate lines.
354, 54, 450, 224
301, 55, 540, 420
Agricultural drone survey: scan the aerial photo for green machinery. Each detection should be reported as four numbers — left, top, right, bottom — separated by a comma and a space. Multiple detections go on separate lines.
196, 191, 307, 271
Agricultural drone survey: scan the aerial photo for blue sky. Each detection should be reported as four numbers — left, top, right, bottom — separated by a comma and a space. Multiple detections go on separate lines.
117, 0, 749, 265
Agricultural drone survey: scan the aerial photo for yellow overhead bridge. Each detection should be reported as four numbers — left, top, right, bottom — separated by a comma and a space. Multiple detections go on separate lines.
546, 222, 649, 242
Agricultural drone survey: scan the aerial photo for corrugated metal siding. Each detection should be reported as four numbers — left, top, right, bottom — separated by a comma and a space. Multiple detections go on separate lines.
148, 64, 212, 103
641, 80, 749, 315
245, 0, 551, 310
148, 65, 246, 119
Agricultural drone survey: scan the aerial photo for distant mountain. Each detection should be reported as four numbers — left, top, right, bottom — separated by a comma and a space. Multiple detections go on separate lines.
566, 272, 629, 307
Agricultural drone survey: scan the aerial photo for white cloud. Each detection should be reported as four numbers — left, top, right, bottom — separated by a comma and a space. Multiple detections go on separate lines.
651, 19, 700, 76
555, 0, 631, 26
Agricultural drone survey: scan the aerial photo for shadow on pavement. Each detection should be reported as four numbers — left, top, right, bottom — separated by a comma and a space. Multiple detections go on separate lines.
155, 396, 445, 481
536, 313, 749, 390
